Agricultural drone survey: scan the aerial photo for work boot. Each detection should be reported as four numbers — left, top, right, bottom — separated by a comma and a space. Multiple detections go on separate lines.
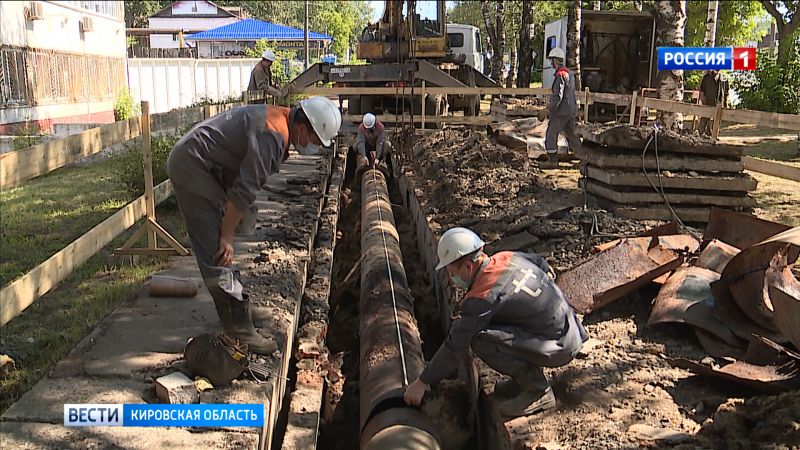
498, 387, 556, 418
539, 153, 559, 169
215, 298, 278, 355
493, 378, 523, 397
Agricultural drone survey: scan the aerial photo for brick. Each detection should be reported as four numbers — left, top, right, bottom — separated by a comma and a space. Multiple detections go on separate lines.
155, 372, 199, 404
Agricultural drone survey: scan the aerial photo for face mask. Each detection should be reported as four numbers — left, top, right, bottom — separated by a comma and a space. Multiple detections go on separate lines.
294, 142, 321, 156
451, 274, 471, 290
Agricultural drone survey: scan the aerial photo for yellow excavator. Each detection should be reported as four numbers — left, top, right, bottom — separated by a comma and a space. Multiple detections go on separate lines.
286, 0, 495, 116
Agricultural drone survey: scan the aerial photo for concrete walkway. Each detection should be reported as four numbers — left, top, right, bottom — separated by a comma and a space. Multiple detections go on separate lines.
0, 152, 335, 450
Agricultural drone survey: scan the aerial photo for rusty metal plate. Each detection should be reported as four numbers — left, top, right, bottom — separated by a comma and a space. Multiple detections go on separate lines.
765, 254, 800, 350
704, 207, 791, 250
670, 358, 800, 393
649, 267, 742, 347
695, 239, 740, 274
710, 280, 786, 344
695, 329, 746, 360
558, 235, 699, 314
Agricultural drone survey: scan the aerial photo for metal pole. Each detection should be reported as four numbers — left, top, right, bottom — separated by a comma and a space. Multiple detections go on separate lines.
304, 0, 310, 69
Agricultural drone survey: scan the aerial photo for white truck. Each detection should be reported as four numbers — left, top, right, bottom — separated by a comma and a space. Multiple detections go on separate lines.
446, 23, 485, 75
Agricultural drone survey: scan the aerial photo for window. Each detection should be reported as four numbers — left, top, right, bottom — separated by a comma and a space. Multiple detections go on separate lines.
414, 1, 441, 37
447, 33, 464, 49
546, 36, 557, 56
475, 30, 483, 54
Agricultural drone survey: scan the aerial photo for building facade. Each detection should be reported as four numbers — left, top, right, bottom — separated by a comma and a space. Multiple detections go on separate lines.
147, 0, 240, 50
0, 0, 127, 133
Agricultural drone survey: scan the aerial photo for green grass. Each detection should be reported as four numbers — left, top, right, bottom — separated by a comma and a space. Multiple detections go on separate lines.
0, 151, 189, 414
718, 123, 800, 162
0, 158, 132, 286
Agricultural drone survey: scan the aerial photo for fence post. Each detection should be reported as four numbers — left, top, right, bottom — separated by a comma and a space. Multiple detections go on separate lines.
421, 81, 427, 130
629, 91, 638, 126
140, 100, 157, 249
712, 103, 723, 141
242, 90, 250, 105
583, 87, 590, 122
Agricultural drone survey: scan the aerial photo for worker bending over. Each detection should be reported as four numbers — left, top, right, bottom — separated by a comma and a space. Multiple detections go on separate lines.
543, 48, 581, 169
404, 227, 588, 418
167, 97, 341, 354
357, 113, 388, 167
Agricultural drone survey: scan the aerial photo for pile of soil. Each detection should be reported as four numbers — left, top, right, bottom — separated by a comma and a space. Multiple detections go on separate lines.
495, 97, 549, 110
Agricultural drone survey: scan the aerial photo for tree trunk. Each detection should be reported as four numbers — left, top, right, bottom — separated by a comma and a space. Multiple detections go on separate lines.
704, 0, 719, 47
634, 0, 643, 12
481, 0, 506, 85
655, 0, 686, 131
593, 1, 601, 11
506, 44, 517, 87
516, 0, 535, 87
759, 0, 800, 67
567, 0, 582, 90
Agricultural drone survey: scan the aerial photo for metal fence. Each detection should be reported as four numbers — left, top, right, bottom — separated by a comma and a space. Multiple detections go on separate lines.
0, 46, 125, 107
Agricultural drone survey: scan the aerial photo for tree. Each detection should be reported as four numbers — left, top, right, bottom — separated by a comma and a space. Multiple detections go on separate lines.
516, 0, 535, 87
593, 1, 602, 11
685, 1, 766, 48
704, 0, 719, 47
481, 0, 506, 85
759, 1, 800, 67
567, 0, 582, 90
655, 0, 687, 130
634, 0, 644, 11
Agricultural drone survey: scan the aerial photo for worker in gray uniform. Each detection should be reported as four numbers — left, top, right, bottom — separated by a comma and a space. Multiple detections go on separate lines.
166, 97, 341, 354
542, 47, 581, 169
404, 227, 588, 418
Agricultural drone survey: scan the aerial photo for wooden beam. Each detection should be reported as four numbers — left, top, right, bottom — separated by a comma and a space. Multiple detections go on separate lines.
0, 117, 141, 190
0, 180, 174, 326
721, 108, 800, 132
582, 179, 756, 207
588, 92, 632, 106
141, 101, 157, 249
341, 114, 493, 125
742, 156, 800, 182
637, 97, 717, 118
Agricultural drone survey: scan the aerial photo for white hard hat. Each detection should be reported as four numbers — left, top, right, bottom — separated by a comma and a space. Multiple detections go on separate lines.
261, 50, 275, 61
300, 96, 342, 147
435, 227, 485, 271
363, 113, 376, 129
548, 48, 565, 60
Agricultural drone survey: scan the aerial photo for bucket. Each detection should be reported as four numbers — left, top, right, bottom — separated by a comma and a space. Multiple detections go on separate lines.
150, 275, 198, 297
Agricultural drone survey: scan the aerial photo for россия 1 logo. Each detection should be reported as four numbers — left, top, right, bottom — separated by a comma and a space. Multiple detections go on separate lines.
658, 47, 756, 71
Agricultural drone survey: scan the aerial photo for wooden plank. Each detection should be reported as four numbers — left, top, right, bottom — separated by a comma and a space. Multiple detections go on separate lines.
341, 114, 493, 125
112, 248, 184, 256
141, 101, 157, 248
581, 146, 744, 172
585, 165, 758, 192
637, 97, 717, 118
294, 86, 552, 96
722, 109, 800, 132
582, 179, 755, 207
0, 180, 174, 326
742, 156, 800, 181
588, 92, 632, 106
0, 118, 141, 190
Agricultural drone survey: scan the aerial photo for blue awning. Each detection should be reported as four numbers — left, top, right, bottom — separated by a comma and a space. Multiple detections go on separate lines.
186, 18, 332, 42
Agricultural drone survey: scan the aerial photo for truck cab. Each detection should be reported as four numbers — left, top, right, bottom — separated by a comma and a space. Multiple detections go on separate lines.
446, 23, 484, 74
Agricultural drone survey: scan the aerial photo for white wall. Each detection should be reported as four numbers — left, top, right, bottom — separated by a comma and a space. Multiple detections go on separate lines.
0, 1, 125, 58
171, 0, 218, 15
127, 58, 260, 113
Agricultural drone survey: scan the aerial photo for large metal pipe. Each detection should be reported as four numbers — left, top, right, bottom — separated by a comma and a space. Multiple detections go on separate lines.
359, 169, 440, 449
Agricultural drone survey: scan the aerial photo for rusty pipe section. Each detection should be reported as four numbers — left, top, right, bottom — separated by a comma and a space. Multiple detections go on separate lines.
359, 169, 440, 449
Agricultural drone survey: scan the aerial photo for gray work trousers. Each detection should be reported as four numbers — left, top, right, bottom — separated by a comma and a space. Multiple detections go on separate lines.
472, 325, 576, 392
545, 115, 581, 155
171, 178, 245, 305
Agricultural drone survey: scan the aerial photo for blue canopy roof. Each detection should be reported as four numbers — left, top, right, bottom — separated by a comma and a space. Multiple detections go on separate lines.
186, 18, 332, 42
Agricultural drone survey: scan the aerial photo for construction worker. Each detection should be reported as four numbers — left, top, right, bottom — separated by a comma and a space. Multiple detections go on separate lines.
698, 70, 728, 136
404, 227, 588, 418
166, 97, 341, 354
542, 47, 581, 169
357, 113, 387, 167
248, 50, 280, 96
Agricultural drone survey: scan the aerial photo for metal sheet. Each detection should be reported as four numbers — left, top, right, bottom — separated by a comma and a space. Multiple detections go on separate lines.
670, 358, 800, 393
695, 239, 740, 274
649, 267, 743, 347
765, 253, 800, 350
704, 207, 792, 250
558, 235, 699, 314
695, 329, 746, 360
710, 280, 785, 343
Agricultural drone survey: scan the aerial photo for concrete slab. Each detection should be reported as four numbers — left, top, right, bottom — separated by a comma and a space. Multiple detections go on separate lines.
0, 422, 258, 450
84, 351, 184, 378
2, 377, 148, 423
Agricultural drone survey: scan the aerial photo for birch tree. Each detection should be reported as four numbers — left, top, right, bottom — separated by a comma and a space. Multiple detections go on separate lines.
655, 0, 686, 130
567, 0, 582, 90
704, 0, 719, 47
481, 0, 506, 85
516, 0, 535, 87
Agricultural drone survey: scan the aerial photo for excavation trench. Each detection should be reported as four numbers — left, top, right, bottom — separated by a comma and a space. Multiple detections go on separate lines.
319, 160, 475, 450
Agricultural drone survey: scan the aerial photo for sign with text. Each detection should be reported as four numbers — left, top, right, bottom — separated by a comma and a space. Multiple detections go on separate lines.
658, 47, 756, 71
